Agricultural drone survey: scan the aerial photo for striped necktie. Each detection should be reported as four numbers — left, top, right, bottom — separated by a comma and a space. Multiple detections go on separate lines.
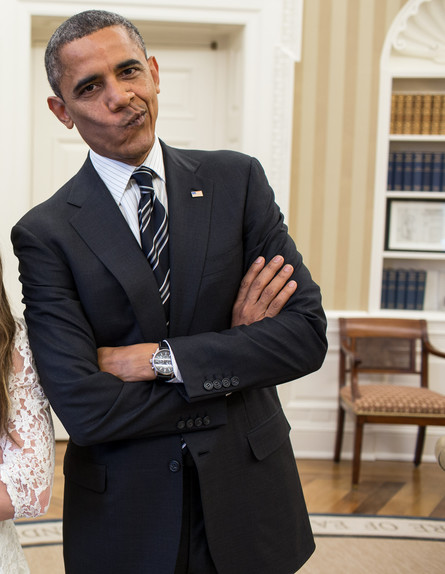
132, 166, 170, 321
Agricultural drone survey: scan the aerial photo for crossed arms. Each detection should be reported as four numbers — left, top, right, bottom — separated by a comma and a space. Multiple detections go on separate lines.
98, 255, 297, 381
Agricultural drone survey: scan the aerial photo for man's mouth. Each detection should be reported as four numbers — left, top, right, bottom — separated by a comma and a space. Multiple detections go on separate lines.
125, 111, 146, 128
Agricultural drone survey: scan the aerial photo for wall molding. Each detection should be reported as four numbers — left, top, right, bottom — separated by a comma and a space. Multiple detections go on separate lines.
391, 0, 445, 64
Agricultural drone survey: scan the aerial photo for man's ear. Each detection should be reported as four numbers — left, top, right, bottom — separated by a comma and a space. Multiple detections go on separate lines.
148, 56, 160, 95
47, 96, 74, 129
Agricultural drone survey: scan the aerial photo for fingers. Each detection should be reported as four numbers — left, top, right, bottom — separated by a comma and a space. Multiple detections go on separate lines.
233, 256, 266, 306
256, 258, 294, 306
264, 278, 297, 318
254, 258, 297, 317
231, 255, 297, 327
241, 255, 287, 304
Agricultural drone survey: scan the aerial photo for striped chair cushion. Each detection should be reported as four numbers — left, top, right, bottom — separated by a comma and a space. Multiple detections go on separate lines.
340, 384, 445, 416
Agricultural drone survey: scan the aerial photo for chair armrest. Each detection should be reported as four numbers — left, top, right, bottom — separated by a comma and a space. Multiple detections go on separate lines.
424, 339, 445, 359
340, 342, 361, 365
340, 341, 362, 400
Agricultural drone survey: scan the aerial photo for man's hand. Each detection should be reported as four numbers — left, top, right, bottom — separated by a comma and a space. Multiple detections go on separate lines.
231, 256, 297, 327
97, 343, 158, 382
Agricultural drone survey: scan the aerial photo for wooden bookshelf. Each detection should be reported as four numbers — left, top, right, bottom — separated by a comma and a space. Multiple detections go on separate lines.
369, 0, 445, 318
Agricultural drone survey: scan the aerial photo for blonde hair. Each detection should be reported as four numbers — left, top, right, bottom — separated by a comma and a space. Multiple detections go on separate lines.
0, 255, 16, 437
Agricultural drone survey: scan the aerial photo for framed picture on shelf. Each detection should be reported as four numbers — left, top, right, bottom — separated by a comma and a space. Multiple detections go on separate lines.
386, 199, 445, 252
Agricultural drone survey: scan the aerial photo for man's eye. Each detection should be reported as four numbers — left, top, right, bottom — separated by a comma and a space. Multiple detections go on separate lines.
80, 84, 97, 95
122, 67, 137, 77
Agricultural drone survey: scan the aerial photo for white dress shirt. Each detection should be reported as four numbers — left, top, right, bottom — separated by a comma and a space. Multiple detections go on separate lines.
90, 135, 167, 246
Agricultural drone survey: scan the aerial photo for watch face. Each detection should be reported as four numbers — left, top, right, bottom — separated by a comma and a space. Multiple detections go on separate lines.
154, 349, 173, 374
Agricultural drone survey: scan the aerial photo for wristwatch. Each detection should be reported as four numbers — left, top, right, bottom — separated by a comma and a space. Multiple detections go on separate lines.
150, 341, 174, 380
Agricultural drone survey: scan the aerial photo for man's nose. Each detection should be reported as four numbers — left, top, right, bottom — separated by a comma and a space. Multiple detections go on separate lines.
107, 80, 134, 111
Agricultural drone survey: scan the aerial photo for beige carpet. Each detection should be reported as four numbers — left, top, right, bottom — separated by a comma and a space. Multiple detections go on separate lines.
18, 520, 63, 573
23, 544, 64, 574
301, 538, 444, 573
17, 516, 445, 574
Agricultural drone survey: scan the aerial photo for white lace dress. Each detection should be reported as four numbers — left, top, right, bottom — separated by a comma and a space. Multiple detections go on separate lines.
0, 320, 55, 573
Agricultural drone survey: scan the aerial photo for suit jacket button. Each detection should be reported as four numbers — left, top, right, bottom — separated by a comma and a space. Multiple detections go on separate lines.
186, 418, 194, 429
177, 420, 186, 430
213, 379, 222, 390
204, 380, 214, 391
169, 460, 181, 473
195, 417, 203, 427
222, 377, 231, 388
203, 416, 211, 426
231, 376, 240, 387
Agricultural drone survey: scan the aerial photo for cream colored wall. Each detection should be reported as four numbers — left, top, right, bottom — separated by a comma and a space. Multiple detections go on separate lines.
290, 0, 407, 311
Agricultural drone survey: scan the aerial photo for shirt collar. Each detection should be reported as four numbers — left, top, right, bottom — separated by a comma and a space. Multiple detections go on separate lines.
90, 135, 165, 205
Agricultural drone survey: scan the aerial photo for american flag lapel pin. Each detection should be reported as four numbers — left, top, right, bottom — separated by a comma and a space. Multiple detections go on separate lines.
190, 190, 204, 198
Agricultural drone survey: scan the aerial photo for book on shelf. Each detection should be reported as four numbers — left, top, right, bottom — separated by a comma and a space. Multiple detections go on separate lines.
395, 268, 407, 309
392, 152, 404, 190
381, 268, 389, 309
421, 94, 432, 135
392, 93, 405, 134
412, 94, 422, 134
441, 94, 445, 135
381, 268, 427, 311
402, 152, 413, 190
432, 152, 443, 191
403, 94, 413, 134
422, 152, 433, 191
390, 92, 445, 135
442, 156, 445, 192
387, 151, 445, 192
415, 270, 427, 311
405, 269, 417, 310
390, 94, 396, 134
413, 152, 423, 191
383, 268, 397, 309
387, 152, 394, 190
431, 94, 442, 135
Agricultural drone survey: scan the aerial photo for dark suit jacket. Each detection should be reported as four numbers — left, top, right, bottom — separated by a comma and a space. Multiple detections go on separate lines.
11, 142, 327, 574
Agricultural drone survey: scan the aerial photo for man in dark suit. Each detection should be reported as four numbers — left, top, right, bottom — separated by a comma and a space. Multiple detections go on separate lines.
11, 10, 327, 574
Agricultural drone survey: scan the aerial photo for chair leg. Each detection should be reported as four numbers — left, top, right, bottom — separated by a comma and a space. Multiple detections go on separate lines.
334, 405, 345, 462
414, 426, 426, 466
352, 418, 364, 486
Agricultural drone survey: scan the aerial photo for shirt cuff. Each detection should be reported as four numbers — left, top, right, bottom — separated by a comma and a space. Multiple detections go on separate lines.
163, 340, 183, 383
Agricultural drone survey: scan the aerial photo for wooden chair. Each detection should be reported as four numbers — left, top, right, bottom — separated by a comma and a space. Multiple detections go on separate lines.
333, 317, 445, 485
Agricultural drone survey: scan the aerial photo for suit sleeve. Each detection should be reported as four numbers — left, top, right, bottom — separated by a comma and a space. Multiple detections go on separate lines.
11, 223, 227, 447
168, 156, 328, 401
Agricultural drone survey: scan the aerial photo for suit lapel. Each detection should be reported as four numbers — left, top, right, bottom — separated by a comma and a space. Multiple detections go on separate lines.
67, 158, 168, 340
66, 148, 213, 340
161, 143, 213, 337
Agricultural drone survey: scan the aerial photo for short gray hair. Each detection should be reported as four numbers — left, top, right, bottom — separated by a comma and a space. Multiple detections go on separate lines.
45, 10, 147, 99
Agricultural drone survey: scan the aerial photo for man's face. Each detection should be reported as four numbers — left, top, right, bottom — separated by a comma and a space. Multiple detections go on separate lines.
48, 26, 160, 166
